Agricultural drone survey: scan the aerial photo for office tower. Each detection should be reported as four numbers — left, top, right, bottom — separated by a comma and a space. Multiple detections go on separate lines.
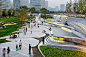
21, 0, 29, 8
30, 0, 41, 11
60, 4, 65, 11
41, 0, 45, 8
0, 0, 11, 10
45, 1, 48, 9
13, 0, 20, 9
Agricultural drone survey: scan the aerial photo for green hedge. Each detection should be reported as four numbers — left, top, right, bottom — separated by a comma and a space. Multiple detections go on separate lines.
0, 39, 10, 43
40, 46, 86, 57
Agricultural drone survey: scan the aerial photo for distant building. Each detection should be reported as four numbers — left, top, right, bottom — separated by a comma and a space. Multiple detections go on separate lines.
30, 0, 41, 11
55, 6, 59, 12
41, 0, 45, 8
45, 1, 48, 9
60, 4, 65, 11
20, 0, 29, 8
13, 0, 21, 9
0, 0, 11, 10
48, 7, 55, 11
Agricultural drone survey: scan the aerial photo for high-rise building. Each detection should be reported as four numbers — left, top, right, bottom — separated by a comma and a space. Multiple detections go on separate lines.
13, 0, 20, 9
55, 6, 59, 11
60, 4, 65, 11
30, 0, 41, 11
41, 0, 45, 8
21, 0, 29, 8
0, 0, 11, 10
30, 0, 45, 11
45, 1, 48, 9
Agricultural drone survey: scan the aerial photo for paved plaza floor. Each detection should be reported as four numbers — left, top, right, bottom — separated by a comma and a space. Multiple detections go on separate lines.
0, 23, 50, 57
1, 22, 86, 57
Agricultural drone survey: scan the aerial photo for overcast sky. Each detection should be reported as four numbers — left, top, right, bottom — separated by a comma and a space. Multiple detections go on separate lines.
46, 0, 70, 8
11, 0, 74, 8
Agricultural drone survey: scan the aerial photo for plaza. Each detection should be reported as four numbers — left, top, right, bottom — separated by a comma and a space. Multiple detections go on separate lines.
0, 0, 86, 57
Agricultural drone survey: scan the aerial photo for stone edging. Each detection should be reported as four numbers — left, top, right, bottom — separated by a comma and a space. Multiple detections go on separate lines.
38, 44, 45, 57
37, 36, 50, 57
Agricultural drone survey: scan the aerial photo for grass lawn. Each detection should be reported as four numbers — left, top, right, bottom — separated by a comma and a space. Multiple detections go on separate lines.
40, 46, 86, 57
0, 39, 10, 44
0, 17, 23, 37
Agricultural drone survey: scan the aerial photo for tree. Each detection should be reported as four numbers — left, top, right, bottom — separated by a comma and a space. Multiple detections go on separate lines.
28, 7, 36, 13
2, 9, 7, 16
16, 9, 27, 24
20, 6, 28, 10
40, 8, 48, 14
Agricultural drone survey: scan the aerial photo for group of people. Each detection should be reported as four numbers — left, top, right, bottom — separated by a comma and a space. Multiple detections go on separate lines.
2, 47, 10, 57
2, 40, 33, 57
16, 40, 22, 51
10, 34, 17, 38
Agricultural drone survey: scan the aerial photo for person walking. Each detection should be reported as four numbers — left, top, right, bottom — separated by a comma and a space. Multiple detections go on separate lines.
19, 40, 22, 50
42, 37, 44, 44
30, 28, 32, 34
7, 47, 10, 57
29, 44, 31, 54
26, 27, 27, 32
24, 27, 26, 35
3, 48, 6, 57
38, 24, 39, 28
31, 24, 33, 29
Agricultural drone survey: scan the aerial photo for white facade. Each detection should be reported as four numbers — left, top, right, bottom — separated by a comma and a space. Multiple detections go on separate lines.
45, 1, 48, 9
48, 7, 55, 11
60, 4, 65, 11
13, 0, 20, 9
0, 0, 11, 10
41, 0, 45, 8
21, 0, 30, 8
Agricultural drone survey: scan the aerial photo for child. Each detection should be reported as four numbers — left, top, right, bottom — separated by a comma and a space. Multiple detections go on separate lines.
3, 48, 6, 57
16, 44, 18, 51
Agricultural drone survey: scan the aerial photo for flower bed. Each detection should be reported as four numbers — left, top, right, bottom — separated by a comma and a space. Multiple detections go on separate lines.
40, 46, 86, 57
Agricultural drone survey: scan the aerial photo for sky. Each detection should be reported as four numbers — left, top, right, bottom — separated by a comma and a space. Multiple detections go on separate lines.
46, 0, 71, 8
11, 0, 74, 8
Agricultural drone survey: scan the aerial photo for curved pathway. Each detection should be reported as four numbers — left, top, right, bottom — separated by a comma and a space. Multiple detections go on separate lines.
0, 23, 47, 57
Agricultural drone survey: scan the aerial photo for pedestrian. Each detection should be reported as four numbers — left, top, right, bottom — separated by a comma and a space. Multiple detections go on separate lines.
29, 44, 31, 54
7, 47, 10, 57
51, 29, 53, 36
16, 44, 18, 51
42, 37, 44, 44
26, 27, 27, 32
29, 53, 34, 57
3, 48, 6, 57
31, 28, 32, 34
17, 28, 19, 37
24, 27, 26, 35
19, 40, 22, 50
38, 24, 39, 28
